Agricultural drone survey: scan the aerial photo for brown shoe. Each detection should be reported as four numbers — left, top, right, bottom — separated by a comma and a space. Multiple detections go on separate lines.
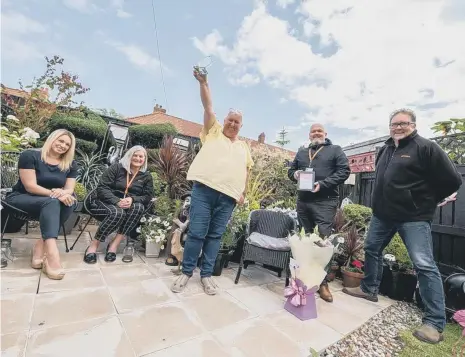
318, 283, 333, 302
342, 286, 378, 302
412, 324, 444, 344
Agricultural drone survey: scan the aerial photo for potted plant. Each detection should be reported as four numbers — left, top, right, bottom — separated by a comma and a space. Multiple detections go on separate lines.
382, 234, 417, 302
341, 259, 365, 287
138, 214, 173, 258
340, 224, 365, 287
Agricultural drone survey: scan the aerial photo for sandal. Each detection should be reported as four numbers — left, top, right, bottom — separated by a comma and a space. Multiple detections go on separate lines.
83, 247, 97, 264
104, 244, 117, 263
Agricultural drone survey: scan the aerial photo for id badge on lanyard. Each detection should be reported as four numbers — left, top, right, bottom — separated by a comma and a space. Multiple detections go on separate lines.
124, 171, 138, 198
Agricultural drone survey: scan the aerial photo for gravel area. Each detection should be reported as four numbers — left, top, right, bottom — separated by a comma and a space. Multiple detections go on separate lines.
322, 301, 423, 357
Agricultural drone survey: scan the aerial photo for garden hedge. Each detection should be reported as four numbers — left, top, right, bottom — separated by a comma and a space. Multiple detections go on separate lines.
48, 112, 107, 142
75, 138, 98, 156
128, 123, 177, 149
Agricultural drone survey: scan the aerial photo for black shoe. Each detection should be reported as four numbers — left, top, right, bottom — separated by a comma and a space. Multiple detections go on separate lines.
83, 247, 97, 264
104, 244, 117, 262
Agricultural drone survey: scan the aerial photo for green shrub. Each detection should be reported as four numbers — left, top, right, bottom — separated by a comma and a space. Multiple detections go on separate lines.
74, 182, 88, 201
343, 204, 372, 228
154, 194, 181, 218
75, 138, 98, 156
384, 233, 413, 268
129, 123, 177, 149
151, 171, 166, 197
48, 112, 106, 142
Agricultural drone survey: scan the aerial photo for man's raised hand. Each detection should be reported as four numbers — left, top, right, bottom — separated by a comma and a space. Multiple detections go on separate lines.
193, 68, 207, 84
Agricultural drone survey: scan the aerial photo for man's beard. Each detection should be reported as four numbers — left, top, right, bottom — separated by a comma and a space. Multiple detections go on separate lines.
310, 138, 325, 145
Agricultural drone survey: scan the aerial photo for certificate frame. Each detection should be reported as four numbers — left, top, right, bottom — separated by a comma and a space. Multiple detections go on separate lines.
298, 170, 315, 191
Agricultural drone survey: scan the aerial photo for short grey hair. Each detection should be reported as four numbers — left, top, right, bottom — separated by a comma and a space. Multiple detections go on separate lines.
389, 108, 416, 123
120, 145, 148, 173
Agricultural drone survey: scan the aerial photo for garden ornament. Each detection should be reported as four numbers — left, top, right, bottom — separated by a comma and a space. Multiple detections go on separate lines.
165, 192, 191, 272
384, 254, 396, 263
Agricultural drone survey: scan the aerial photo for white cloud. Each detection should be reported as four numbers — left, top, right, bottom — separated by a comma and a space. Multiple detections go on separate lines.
276, 0, 295, 9
1, 11, 47, 61
112, 0, 133, 18
63, 0, 99, 13
105, 40, 169, 75
193, 0, 465, 143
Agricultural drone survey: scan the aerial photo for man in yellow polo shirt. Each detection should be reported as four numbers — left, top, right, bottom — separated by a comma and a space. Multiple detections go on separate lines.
171, 69, 253, 295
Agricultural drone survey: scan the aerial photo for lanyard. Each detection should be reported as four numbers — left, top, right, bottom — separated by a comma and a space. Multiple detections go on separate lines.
309, 146, 324, 162
124, 170, 139, 197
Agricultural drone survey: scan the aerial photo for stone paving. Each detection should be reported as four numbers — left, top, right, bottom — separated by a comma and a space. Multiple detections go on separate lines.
1, 228, 395, 357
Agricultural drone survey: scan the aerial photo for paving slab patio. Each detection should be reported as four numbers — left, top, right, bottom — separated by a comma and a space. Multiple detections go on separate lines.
1, 229, 395, 356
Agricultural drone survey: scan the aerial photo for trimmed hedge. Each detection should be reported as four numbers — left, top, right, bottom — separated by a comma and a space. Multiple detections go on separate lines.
48, 112, 107, 142
75, 138, 98, 156
129, 123, 177, 149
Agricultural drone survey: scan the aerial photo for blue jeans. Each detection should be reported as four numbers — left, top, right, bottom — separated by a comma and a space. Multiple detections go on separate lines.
361, 215, 446, 331
6, 193, 76, 240
182, 182, 236, 278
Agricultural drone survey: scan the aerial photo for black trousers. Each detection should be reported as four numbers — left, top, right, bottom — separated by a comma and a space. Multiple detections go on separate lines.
6, 193, 75, 239
297, 197, 339, 285
296, 198, 339, 237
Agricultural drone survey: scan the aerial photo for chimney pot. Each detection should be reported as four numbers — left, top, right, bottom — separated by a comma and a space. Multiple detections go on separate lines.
153, 103, 167, 114
258, 132, 265, 144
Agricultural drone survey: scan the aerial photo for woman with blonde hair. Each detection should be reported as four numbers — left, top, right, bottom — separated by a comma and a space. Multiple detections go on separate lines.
83, 145, 153, 264
6, 129, 78, 279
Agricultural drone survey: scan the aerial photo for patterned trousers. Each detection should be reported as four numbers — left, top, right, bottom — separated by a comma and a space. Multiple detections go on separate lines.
91, 201, 145, 242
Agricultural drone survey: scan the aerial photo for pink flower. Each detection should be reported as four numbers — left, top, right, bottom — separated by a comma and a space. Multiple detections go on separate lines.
352, 260, 363, 269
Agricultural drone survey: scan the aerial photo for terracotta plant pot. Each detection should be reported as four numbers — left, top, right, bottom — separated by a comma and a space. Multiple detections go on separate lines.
341, 266, 364, 288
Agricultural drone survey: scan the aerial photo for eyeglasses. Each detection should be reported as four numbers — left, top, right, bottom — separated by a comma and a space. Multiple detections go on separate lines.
390, 122, 413, 129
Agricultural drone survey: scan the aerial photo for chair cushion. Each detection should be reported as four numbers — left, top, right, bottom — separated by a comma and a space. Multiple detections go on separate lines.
249, 210, 295, 238
246, 232, 290, 251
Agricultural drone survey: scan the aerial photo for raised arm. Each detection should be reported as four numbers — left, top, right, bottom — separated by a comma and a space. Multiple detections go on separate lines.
193, 70, 215, 131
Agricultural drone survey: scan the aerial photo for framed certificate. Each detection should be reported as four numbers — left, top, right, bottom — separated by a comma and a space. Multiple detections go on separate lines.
298, 170, 315, 191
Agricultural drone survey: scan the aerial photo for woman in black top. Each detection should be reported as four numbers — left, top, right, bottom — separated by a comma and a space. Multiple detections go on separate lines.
83, 145, 154, 264
6, 129, 78, 280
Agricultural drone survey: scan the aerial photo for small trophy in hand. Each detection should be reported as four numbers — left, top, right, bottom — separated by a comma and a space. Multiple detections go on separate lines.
193, 56, 212, 80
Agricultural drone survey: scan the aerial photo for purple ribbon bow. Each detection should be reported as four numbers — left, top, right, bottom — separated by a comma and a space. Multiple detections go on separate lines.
284, 278, 318, 307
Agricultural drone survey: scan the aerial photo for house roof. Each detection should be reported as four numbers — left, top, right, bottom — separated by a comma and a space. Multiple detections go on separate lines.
127, 111, 296, 158
1, 85, 29, 99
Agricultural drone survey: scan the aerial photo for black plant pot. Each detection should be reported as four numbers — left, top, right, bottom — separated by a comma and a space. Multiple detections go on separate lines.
379, 263, 393, 296
389, 270, 417, 302
212, 250, 230, 276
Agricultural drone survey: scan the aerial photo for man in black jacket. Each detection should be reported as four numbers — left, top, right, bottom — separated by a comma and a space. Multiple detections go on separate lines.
343, 109, 462, 344
288, 123, 351, 302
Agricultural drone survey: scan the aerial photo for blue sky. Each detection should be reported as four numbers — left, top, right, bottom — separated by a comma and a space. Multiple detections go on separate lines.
2, 0, 464, 149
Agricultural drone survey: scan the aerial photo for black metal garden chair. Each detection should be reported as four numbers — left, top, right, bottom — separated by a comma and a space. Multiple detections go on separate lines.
0, 150, 71, 251
234, 209, 297, 287
69, 187, 155, 250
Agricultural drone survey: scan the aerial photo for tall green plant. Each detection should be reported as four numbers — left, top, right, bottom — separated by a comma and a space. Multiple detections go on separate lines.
76, 150, 107, 191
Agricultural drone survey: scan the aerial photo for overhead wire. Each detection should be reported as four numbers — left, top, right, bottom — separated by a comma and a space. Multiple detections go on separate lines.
150, 0, 169, 112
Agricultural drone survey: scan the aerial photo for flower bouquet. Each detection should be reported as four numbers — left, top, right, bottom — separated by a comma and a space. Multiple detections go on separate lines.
284, 227, 344, 320
284, 258, 318, 320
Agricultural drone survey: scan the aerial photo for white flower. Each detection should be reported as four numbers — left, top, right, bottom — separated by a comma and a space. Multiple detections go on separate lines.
140, 216, 147, 223
6, 115, 19, 122
163, 221, 170, 227
160, 233, 165, 240
1, 138, 11, 144
148, 217, 154, 223
0, 126, 9, 132
136, 227, 141, 233
160, 245, 164, 250
155, 217, 161, 224
21, 127, 40, 140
